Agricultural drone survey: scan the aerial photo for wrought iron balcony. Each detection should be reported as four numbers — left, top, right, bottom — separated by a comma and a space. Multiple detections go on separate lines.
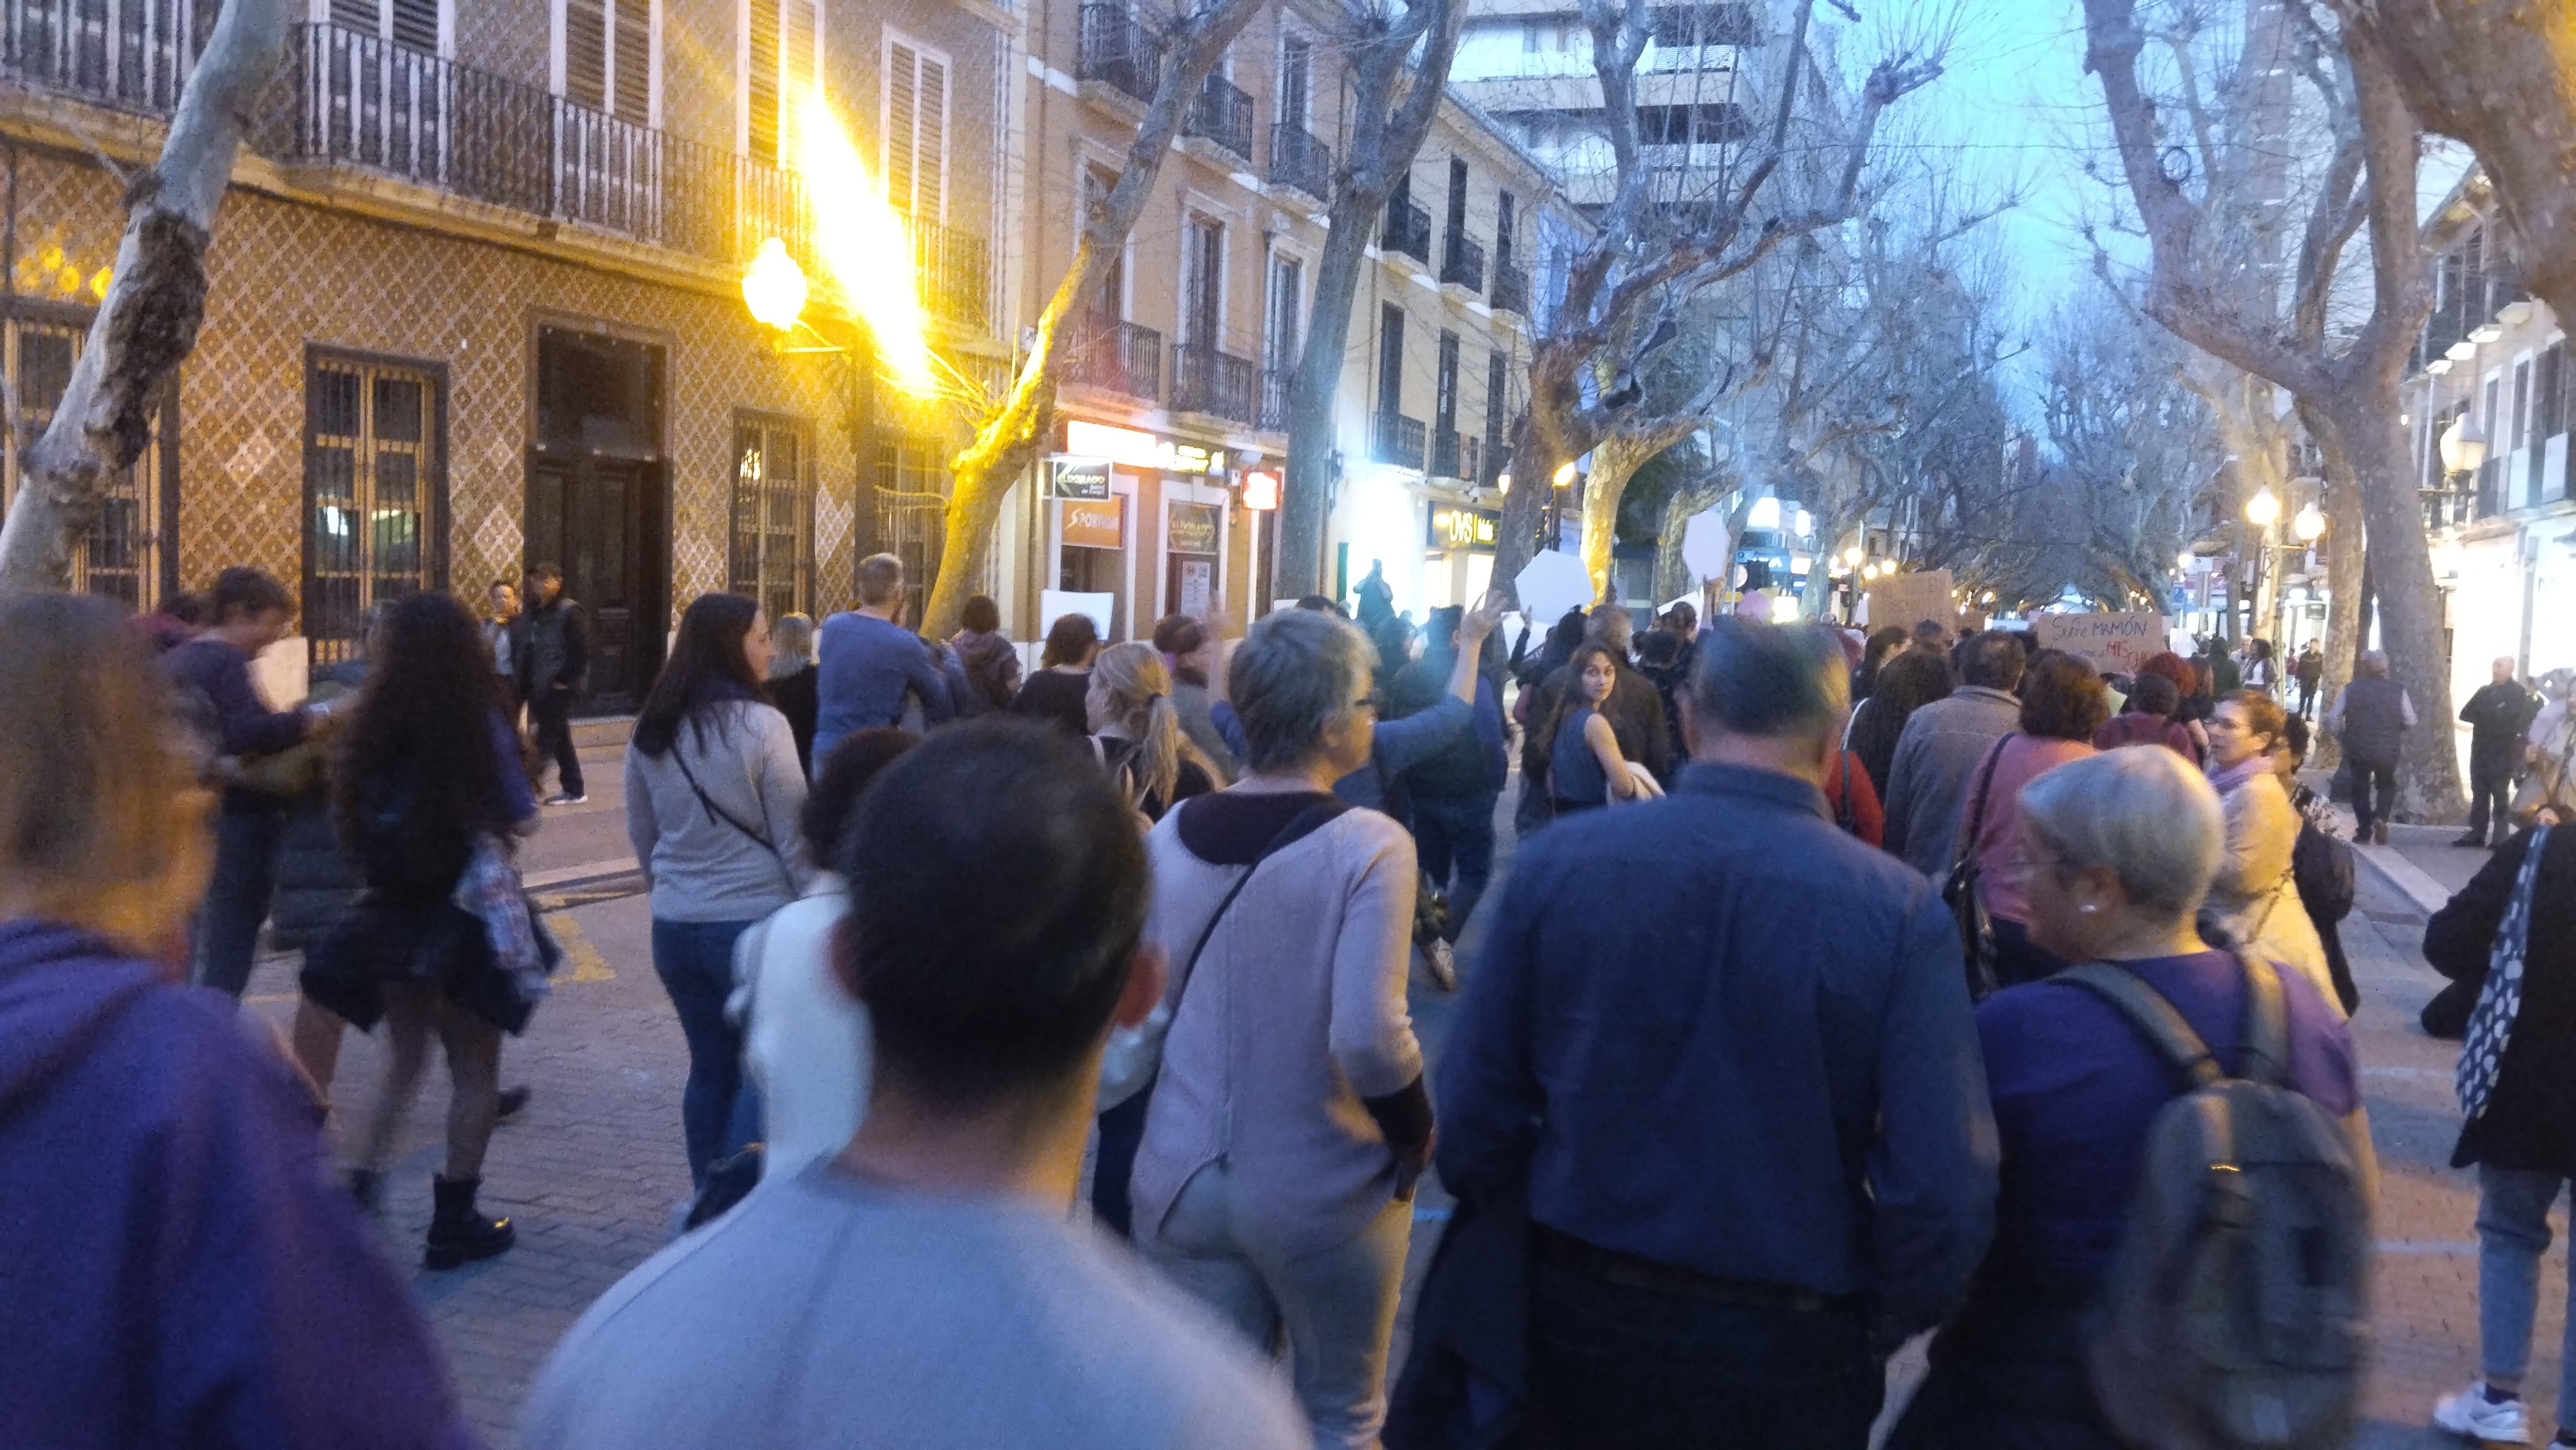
1441, 231, 1485, 293
1066, 313, 1162, 400
1461, 434, 1482, 486
1268, 123, 1330, 200
1372, 409, 1426, 470
1382, 196, 1432, 266
3, 0, 208, 116
1259, 368, 1291, 431
1431, 426, 1462, 479
1184, 73, 1253, 164
1171, 342, 1256, 424
908, 214, 993, 332
1492, 259, 1531, 316
1078, 4, 1159, 106
1483, 440, 1512, 488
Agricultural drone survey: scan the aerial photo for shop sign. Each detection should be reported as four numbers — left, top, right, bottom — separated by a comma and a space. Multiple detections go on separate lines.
1169, 502, 1222, 556
1049, 456, 1111, 500
1241, 470, 1282, 511
1062, 496, 1124, 549
1066, 419, 1162, 468
1164, 443, 1225, 476
1427, 504, 1500, 553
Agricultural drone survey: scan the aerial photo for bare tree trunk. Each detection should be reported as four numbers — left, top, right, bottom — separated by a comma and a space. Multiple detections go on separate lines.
0, 0, 290, 592
2297, 397, 2366, 769
2326, 393, 2464, 817
1275, 0, 1465, 601
2328, 1, 2576, 332
924, 0, 1267, 637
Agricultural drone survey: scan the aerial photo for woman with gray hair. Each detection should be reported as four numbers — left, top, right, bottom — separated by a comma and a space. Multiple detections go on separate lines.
1889, 745, 2363, 1449
1118, 605, 1431, 1448
2204, 688, 2339, 1014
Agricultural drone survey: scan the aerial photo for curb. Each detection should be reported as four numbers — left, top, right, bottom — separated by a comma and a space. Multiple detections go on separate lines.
2351, 841, 2455, 917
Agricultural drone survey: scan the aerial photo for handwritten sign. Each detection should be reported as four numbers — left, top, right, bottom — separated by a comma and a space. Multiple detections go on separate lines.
2032, 611, 2170, 674
1862, 569, 1955, 634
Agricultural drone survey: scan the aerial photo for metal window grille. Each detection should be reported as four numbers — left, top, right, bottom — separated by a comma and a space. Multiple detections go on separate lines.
872, 438, 959, 625
306, 354, 439, 664
1, 314, 171, 611
728, 412, 814, 623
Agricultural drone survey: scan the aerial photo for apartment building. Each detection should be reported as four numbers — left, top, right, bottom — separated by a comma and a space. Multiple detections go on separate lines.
2402, 177, 2576, 743
0, 0, 1011, 706
1014, 0, 1577, 637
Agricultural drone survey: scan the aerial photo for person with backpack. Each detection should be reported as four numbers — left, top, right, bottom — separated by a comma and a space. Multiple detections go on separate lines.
2423, 820, 2576, 1447
1888, 745, 2367, 1450
625, 593, 811, 1195
1087, 642, 1220, 822
2277, 714, 2361, 1014
1155, 613, 1239, 778
1961, 652, 2108, 986
950, 594, 1023, 717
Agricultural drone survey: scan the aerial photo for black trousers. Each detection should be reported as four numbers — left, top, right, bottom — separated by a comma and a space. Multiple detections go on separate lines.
2467, 755, 2515, 842
2349, 758, 2397, 837
529, 686, 584, 796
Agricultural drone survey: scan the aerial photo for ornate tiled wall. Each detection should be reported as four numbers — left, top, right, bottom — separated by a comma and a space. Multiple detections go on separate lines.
4, 146, 861, 623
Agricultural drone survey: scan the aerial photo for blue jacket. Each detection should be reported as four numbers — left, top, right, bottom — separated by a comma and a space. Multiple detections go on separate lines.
1438, 762, 1999, 1341
813, 611, 954, 762
0, 920, 479, 1449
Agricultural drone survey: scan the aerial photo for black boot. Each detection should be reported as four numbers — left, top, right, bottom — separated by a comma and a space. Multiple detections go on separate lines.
424, 1175, 514, 1270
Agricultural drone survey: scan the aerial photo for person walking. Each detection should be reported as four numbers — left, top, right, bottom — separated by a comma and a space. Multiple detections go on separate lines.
1847, 649, 1953, 798
1355, 558, 1394, 632
1883, 630, 2028, 878
2204, 690, 2339, 1014
300, 590, 544, 1268
1123, 608, 1436, 1449
2204, 635, 2242, 695
485, 578, 521, 711
522, 725, 1306, 1450
0, 592, 480, 1450
1440, 618, 1998, 1449
1855, 625, 1912, 700
516, 563, 590, 805
2279, 714, 2363, 1014
1541, 644, 1652, 815
1392, 604, 1508, 936
625, 593, 811, 1194
2294, 640, 2325, 717
1013, 613, 1104, 736
1088, 642, 1220, 822
951, 593, 1023, 717
1155, 613, 1239, 778
165, 566, 321, 998
2461, 657, 2541, 849
1517, 606, 1673, 804
764, 612, 820, 776
2324, 650, 2415, 844
1887, 746, 2363, 1449
2241, 638, 2279, 696
813, 554, 953, 761
1964, 652, 2108, 986
2424, 820, 2576, 1448
2092, 669, 2196, 758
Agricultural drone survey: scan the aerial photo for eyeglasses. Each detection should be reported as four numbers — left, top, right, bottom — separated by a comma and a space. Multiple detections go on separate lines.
1352, 690, 1386, 715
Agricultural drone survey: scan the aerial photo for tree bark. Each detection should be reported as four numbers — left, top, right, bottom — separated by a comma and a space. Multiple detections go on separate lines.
924, 0, 1267, 637
2325, 392, 2463, 816
2296, 397, 2366, 770
0, 0, 290, 593
1275, 0, 1465, 601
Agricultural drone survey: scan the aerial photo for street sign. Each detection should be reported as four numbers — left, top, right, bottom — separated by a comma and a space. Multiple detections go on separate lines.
2033, 611, 2171, 674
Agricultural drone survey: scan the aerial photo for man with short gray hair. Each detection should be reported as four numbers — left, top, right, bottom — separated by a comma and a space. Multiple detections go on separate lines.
815, 553, 954, 763
2324, 649, 2415, 845
1883, 629, 2026, 878
1439, 618, 1996, 1449
2457, 656, 2536, 849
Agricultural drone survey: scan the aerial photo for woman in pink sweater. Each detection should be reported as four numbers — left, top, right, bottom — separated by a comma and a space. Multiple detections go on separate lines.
1969, 651, 2112, 986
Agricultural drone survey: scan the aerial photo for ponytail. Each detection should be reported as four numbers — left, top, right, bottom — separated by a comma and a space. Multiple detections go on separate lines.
1093, 641, 1183, 808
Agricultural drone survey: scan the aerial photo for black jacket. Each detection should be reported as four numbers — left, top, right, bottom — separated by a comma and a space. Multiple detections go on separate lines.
515, 597, 589, 696
2427, 825, 2576, 1173
1517, 658, 1673, 786
2462, 681, 2541, 766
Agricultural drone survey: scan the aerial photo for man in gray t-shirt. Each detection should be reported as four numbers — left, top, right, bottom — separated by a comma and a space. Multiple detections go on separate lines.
520, 724, 1303, 1450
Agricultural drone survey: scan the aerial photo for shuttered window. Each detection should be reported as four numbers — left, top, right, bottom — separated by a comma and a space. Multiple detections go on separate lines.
1, 314, 175, 611
305, 353, 444, 666
332, 0, 439, 52
729, 413, 814, 623
746, 0, 821, 165
886, 37, 949, 222
564, 0, 650, 120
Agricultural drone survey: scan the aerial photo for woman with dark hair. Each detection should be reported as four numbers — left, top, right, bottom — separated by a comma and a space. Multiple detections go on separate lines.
1964, 650, 2110, 986
1011, 612, 1100, 736
2276, 714, 2361, 1013
949, 594, 1020, 716
307, 590, 540, 1267
625, 592, 811, 1192
1155, 613, 1237, 778
1541, 644, 1652, 815
2092, 670, 2195, 758
1847, 649, 1953, 796
2137, 649, 2210, 760
1856, 625, 1912, 699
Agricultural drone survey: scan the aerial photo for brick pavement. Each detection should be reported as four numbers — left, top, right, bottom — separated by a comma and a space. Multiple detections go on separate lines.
246, 765, 2552, 1448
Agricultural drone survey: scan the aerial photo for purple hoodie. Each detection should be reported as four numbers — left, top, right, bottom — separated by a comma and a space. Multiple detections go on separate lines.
0, 920, 481, 1449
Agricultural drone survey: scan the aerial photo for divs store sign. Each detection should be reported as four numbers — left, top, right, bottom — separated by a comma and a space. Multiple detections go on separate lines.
1427, 505, 1500, 553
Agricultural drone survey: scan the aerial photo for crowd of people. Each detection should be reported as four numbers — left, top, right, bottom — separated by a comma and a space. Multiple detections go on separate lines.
10, 557, 2576, 1450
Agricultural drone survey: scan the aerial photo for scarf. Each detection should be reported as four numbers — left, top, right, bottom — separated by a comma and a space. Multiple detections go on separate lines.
2208, 753, 2270, 797
2460, 825, 2553, 1118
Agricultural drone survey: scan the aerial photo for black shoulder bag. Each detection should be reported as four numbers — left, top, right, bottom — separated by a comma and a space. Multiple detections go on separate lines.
1941, 733, 2013, 1000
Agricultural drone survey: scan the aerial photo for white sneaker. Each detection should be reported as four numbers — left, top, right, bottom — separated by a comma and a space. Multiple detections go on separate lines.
2434, 1382, 2531, 1443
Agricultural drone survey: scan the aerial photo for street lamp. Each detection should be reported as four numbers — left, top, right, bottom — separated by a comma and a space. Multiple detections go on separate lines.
2440, 412, 2490, 474
2177, 548, 2195, 572
2245, 484, 2281, 528
742, 237, 809, 333
2293, 501, 2325, 543
1842, 544, 1863, 570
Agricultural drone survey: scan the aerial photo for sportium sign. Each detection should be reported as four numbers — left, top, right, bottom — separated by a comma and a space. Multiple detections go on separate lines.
1049, 456, 1110, 500
1061, 496, 1124, 549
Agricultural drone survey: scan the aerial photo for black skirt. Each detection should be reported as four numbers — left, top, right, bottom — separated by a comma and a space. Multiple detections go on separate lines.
301, 889, 540, 1035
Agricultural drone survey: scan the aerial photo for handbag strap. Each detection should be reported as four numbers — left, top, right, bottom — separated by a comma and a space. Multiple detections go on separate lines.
1170, 798, 1349, 1012
1953, 732, 2015, 873
669, 739, 797, 894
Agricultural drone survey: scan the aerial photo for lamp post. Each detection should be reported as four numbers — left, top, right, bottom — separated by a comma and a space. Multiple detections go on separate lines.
741, 236, 871, 466
2242, 486, 2281, 642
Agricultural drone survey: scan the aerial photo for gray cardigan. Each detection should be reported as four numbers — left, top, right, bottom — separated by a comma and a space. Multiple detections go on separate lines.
1131, 805, 1423, 1259
624, 700, 812, 923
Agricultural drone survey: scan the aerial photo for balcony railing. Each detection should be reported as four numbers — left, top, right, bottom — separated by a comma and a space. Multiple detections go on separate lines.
1184, 73, 1253, 164
1461, 434, 1482, 486
1171, 342, 1256, 423
3, 0, 210, 116
1259, 368, 1291, 431
1483, 440, 1511, 488
1078, 4, 1159, 105
1382, 196, 1431, 266
1067, 313, 1162, 400
1441, 231, 1485, 293
1372, 409, 1426, 469
1269, 123, 1330, 199
1492, 259, 1531, 316
1431, 426, 1461, 479
909, 215, 993, 332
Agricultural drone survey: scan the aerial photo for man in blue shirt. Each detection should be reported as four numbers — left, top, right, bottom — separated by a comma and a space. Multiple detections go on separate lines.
1438, 616, 1998, 1449
814, 554, 954, 764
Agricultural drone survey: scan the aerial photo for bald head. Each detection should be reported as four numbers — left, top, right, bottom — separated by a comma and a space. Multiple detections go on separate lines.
2495, 657, 2518, 685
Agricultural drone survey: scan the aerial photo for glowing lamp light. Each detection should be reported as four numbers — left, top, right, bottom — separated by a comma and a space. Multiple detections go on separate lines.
2178, 549, 2195, 571
742, 238, 809, 332
1769, 594, 1802, 624
2440, 412, 2490, 474
1241, 470, 1282, 511
795, 86, 936, 397
1552, 462, 1578, 488
1494, 471, 1513, 494
2293, 502, 2325, 542
2245, 485, 2281, 528
1842, 544, 1863, 569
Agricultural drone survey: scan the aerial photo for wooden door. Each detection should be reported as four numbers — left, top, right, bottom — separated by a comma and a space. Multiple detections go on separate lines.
526, 453, 666, 711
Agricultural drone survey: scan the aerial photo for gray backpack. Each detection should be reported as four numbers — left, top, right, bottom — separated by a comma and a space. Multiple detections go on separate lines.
2060, 956, 2370, 1449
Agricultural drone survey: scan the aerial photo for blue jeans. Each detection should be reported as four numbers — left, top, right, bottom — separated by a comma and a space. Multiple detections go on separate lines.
651, 918, 764, 1190
1412, 791, 1498, 938
2478, 1165, 2576, 1430
192, 807, 286, 998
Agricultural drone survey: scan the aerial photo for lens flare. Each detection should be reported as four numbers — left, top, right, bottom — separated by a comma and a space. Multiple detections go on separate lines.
794, 86, 935, 397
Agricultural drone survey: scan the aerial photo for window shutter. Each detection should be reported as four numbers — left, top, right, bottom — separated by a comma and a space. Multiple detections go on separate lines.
888, 42, 918, 216
777, 0, 817, 163
330, 0, 375, 32
566, 0, 608, 109
916, 51, 945, 221
612, 0, 650, 121
390, 0, 437, 52
748, 0, 780, 162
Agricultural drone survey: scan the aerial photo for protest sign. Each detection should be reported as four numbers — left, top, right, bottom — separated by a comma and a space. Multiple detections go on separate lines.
2032, 611, 2170, 674
1862, 569, 1955, 634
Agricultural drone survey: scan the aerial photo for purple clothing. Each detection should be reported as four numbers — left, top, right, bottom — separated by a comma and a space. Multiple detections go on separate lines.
1966, 734, 2094, 926
0, 920, 479, 1450
1972, 949, 2359, 1297
166, 637, 309, 812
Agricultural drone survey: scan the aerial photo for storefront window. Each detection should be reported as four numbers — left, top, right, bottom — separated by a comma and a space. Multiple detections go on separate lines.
1166, 501, 1221, 618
